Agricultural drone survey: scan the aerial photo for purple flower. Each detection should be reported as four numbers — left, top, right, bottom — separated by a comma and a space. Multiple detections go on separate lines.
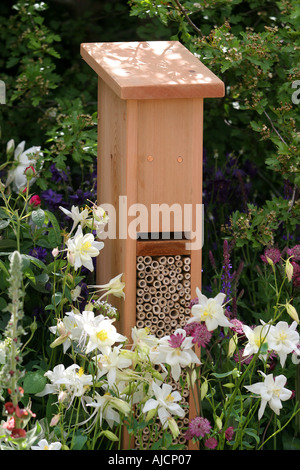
29, 247, 48, 263
186, 416, 212, 439
287, 245, 300, 261
204, 437, 218, 449
260, 247, 281, 264
225, 426, 235, 442
184, 322, 212, 348
168, 331, 185, 349
50, 163, 68, 183
41, 189, 63, 211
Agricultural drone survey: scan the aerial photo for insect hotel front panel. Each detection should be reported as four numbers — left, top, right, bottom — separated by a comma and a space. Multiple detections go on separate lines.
81, 41, 224, 447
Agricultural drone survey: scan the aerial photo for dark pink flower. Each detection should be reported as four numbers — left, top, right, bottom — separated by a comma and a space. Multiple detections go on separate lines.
184, 322, 212, 348
225, 426, 235, 441
204, 437, 218, 449
287, 245, 300, 261
168, 331, 185, 349
188, 416, 212, 438
260, 247, 281, 264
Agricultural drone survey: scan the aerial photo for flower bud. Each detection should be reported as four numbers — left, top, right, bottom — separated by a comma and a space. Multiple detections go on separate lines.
6, 139, 15, 158
285, 258, 294, 282
286, 302, 299, 323
215, 416, 222, 430
200, 378, 208, 400
52, 247, 59, 257
228, 334, 237, 358
24, 165, 36, 180
168, 417, 180, 439
29, 195, 41, 208
50, 414, 61, 427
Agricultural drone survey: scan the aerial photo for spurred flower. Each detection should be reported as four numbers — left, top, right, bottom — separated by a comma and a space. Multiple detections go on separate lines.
143, 382, 185, 429
268, 321, 300, 367
244, 372, 292, 419
88, 273, 125, 301
188, 288, 232, 331
66, 225, 104, 272
6, 140, 42, 192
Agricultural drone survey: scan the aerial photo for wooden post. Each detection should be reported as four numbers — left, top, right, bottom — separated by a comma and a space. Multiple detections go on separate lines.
81, 41, 224, 449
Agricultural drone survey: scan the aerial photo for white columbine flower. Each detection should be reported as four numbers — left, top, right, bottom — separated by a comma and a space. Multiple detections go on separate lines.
86, 204, 109, 237
83, 313, 127, 355
36, 363, 93, 406
187, 288, 232, 331
82, 391, 131, 430
59, 205, 90, 234
151, 329, 200, 382
143, 382, 185, 429
49, 311, 83, 353
268, 321, 300, 367
244, 372, 292, 420
131, 327, 159, 357
242, 323, 271, 359
95, 346, 132, 387
6, 140, 42, 192
66, 225, 104, 271
88, 273, 125, 300
31, 439, 62, 450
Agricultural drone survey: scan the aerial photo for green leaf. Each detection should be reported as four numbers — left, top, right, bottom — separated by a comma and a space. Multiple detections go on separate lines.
71, 433, 87, 450
31, 208, 46, 227
23, 371, 47, 394
0, 220, 10, 230
52, 292, 62, 306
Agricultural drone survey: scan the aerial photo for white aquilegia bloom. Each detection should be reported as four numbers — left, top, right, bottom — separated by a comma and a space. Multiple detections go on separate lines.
143, 382, 185, 429
89, 273, 125, 301
82, 391, 131, 430
83, 313, 127, 355
268, 321, 300, 367
36, 364, 93, 407
31, 439, 62, 450
59, 205, 90, 235
151, 329, 200, 382
187, 288, 232, 331
131, 327, 159, 357
244, 372, 292, 420
242, 323, 271, 359
66, 225, 104, 271
85, 204, 109, 237
95, 346, 132, 387
49, 310, 83, 353
6, 140, 42, 192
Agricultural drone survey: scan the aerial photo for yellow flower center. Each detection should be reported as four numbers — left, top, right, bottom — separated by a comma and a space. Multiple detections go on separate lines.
44, 445, 49, 450
201, 307, 213, 320
279, 332, 287, 341
81, 241, 92, 252
166, 394, 174, 402
77, 367, 84, 377
96, 329, 108, 342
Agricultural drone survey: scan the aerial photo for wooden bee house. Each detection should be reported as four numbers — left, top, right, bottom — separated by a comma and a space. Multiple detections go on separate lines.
81, 41, 224, 447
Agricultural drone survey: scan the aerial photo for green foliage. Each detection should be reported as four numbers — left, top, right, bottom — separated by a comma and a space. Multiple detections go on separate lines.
129, 0, 300, 247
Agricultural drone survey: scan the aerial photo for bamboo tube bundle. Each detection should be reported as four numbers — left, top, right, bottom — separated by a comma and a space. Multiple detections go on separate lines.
134, 254, 192, 449
135, 254, 192, 341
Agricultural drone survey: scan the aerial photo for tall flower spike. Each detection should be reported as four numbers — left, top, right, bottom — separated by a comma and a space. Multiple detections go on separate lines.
0, 251, 25, 406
